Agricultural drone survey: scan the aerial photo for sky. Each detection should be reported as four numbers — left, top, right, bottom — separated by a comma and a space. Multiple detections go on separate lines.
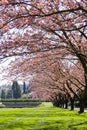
0, 57, 32, 86
0, 56, 19, 85
0, 58, 11, 85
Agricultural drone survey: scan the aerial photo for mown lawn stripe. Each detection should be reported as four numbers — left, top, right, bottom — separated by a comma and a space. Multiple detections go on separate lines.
0, 108, 37, 129
0, 103, 87, 130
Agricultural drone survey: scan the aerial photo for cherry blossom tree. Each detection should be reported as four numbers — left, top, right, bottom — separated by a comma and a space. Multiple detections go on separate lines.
29, 59, 84, 111
0, 0, 87, 113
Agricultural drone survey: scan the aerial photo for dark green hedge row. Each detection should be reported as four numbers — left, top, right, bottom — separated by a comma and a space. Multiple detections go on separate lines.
0, 99, 41, 102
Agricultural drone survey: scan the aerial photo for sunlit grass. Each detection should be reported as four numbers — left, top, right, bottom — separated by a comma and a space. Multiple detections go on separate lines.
0, 102, 87, 130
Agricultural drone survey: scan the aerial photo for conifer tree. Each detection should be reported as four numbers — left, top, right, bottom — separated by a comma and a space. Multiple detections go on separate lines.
12, 81, 21, 98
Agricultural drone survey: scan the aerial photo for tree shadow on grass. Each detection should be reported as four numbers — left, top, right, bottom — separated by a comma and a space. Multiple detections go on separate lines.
32, 121, 65, 130
68, 121, 87, 130
2, 118, 87, 130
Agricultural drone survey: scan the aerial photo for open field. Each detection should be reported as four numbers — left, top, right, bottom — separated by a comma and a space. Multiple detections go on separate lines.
0, 102, 87, 130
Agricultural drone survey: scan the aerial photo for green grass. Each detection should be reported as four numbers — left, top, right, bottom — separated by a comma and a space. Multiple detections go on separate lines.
0, 102, 87, 130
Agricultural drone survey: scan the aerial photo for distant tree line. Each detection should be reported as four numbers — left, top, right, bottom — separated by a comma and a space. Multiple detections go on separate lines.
0, 81, 29, 99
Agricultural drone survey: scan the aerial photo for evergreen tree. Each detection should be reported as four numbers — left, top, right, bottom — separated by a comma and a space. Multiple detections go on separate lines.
12, 81, 21, 98
23, 82, 29, 94
1, 89, 6, 99
23, 82, 26, 94
6, 89, 13, 98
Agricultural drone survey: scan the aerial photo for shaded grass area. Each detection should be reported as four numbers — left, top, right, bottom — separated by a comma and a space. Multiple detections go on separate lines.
0, 102, 87, 130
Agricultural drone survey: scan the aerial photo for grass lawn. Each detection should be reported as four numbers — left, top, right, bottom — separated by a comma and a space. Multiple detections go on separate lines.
0, 102, 87, 130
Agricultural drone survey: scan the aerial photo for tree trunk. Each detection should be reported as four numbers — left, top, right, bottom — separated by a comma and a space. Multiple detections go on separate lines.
62, 100, 64, 108
79, 99, 85, 113
65, 101, 68, 109
79, 89, 87, 113
79, 72, 87, 113
70, 98, 74, 110
77, 53, 87, 113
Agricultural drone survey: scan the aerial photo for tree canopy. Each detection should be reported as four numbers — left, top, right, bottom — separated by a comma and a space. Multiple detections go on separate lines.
0, 0, 87, 113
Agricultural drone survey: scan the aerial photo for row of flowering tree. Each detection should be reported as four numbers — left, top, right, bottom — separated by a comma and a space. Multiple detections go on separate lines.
29, 59, 85, 111
0, 0, 87, 113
